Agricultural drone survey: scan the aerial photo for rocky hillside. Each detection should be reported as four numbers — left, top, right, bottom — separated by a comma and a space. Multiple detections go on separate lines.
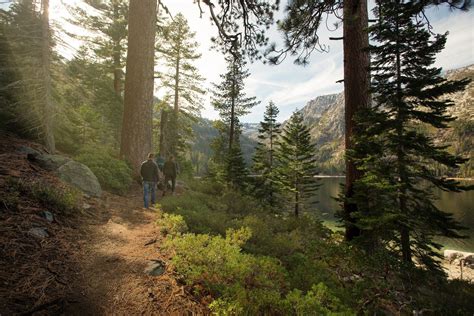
297, 92, 345, 174
193, 65, 472, 176
190, 118, 257, 175
290, 64, 473, 176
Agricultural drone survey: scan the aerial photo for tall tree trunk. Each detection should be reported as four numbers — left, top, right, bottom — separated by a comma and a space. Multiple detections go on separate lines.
394, 11, 412, 263
112, 2, 122, 95
174, 50, 180, 115
41, 0, 55, 154
120, 0, 157, 175
342, 0, 370, 241
113, 45, 122, 95
229, 62, 236, 150
159, 108, 168, 156
169, 47, 181, 157
295, 188, 299, 217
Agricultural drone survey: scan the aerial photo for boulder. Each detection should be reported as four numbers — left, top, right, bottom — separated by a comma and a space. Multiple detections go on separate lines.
41, 211, 54, 223
17, 145, 41, 156
57, 161, 102, 197
464, 255, 474, 266
444, 250, 474, 265
28, 227, 48, 239
35, 154, 71, 171
144, 260, 165, 276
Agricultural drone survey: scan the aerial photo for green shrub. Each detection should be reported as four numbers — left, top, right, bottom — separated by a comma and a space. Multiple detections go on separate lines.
75, 146, 132, 194
165, 227, 289, 315
284, 283, 354, 315
160, 192, 231, 235
6, 177, 80, 214
156, 210, 188, 236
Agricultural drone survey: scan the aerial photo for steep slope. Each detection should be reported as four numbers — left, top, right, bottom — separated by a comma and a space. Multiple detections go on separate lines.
292, 64, 473, 176
190, 118, 257, 175
298, 93, 345, 174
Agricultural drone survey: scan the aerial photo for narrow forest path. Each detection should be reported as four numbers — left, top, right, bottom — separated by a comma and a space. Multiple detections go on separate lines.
64, 187, 207, 315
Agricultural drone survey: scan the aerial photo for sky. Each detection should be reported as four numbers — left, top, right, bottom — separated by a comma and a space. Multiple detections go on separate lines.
161, 0, 474, 123
4, 0, 473, 123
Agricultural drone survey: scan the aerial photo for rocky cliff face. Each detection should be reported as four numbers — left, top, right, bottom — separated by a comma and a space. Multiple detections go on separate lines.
294, 92, 345, 174
196, 65, 472, 176
291, 64, 473, 176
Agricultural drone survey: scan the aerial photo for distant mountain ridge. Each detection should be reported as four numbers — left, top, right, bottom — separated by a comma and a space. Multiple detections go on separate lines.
293, 92, 345, 174
192, 64, 473, 177
282, 64, 473, 175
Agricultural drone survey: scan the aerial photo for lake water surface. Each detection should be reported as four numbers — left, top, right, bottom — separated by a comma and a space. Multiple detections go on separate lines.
314, 177, 474, 252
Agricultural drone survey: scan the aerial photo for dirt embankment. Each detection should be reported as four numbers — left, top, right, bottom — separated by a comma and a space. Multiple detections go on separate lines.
0, 133, 207, 315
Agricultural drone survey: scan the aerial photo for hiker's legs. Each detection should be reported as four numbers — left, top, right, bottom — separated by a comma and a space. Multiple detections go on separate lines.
143, 181, 150, 208
150, 182, 156, 205
171, 177, 176, 193
162, 176, 170, 196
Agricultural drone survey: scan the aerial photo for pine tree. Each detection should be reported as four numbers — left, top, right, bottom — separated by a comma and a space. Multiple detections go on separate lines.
225, 122, 248, 190
210, 51, 258, 187
0, 21, 20, 128
120, 0, 156, 174
41, 0, 55, 153
157, 13, 205, 158
276, 111, 320, 217
351, 0, 470, 270
252, 101, 281, 207
211, 51, 259, 151
209, 119, 229, 180
66, 0, 128, 96
2, 1, 56, 150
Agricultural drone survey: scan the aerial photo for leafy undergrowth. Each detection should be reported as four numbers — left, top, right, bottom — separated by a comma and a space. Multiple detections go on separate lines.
75, 145, 132, 195
158, 179, 474, 315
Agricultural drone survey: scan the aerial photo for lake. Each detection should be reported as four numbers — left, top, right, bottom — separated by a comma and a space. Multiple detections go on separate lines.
313, 177, 474, 252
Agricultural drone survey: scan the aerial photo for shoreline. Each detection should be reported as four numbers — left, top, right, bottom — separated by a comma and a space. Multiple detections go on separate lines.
315, 175, 474, 181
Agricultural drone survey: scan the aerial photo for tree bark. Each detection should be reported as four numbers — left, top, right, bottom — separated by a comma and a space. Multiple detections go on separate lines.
229, 61, 236, 151
394, 11, 412, 263
120, 0, 157, 175
112, 2, 122, 96
159, 108, 168, 156
174, 47, 180, 115
41, 0, 55, 154
342, 0, 370, 241
295, 189, 299, 217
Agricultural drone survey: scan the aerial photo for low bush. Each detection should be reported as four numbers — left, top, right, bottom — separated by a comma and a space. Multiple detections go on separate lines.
283, 283, 354, 315
75, 146, 132, 195
6, 177, 80, 214
160, 191, 230, 235
165, 227, 289, 315
160, 179, 474, 314
156, 210, 188, 236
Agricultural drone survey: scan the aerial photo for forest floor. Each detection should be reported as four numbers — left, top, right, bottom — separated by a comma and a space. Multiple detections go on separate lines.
0, 133, 472, 315
0, 132, 207, 315
63, 187, 207, 315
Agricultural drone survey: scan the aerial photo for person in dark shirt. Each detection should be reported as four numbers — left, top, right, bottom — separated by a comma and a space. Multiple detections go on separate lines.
140, 153, 160, 208
162, 155, 178, 196
155, 154, 165, 172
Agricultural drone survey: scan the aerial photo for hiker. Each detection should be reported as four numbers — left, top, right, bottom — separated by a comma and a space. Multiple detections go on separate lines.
162, 155, 178, 196
140, 153, 160, 209
155, 154, 165, 172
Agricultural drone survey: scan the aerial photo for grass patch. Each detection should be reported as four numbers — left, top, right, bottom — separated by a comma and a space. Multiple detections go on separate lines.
5, 177, 80, 214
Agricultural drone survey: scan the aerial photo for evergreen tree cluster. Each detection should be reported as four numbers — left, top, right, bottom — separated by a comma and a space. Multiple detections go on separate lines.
348, 0, 471, 271
156, 13, 205, 159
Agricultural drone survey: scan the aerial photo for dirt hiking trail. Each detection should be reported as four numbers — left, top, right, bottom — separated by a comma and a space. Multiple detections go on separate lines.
64, 188, 207, 315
